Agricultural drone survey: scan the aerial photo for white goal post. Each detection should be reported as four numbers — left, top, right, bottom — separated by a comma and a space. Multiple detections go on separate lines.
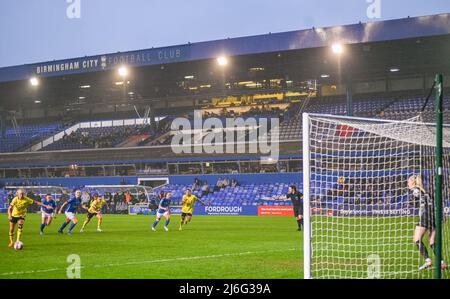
4, 186, 71, 199
84, 185, 155, 201
302, 113, 450, 279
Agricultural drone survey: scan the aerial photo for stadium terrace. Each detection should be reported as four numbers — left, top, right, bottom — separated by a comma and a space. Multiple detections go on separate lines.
0, 12, 450, 280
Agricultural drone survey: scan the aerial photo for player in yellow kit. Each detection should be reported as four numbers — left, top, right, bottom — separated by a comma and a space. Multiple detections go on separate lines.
179, 189, 205, 231
7, 188, 52, 248
80, 193, 108, 232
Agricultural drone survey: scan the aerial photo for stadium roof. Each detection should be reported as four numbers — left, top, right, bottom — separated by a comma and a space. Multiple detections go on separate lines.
0, 13, 449, 112
0, 13, 449, 83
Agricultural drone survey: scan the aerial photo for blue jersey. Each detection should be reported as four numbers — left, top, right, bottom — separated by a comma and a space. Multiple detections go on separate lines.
41, 199, 56, 214
158, 198, 170, 214
65, 197, 82, 213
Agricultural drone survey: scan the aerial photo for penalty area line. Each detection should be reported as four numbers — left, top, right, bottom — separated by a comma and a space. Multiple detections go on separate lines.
92, 247, 299, 268
0, 248, 299, 276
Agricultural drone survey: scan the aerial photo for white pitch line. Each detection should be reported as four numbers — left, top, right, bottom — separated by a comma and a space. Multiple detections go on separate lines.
0, 268, 59, 276
0, 248, 299, 276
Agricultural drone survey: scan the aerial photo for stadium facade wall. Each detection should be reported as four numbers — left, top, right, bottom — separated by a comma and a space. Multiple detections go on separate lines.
1, 14, 449, 83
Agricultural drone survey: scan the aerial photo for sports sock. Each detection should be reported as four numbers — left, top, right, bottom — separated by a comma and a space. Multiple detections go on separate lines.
40, 223, 46, 232
68, 222, 77, 233
81, 220, 88, 229
9, 233, 14, 244
416, 240, 429, 260
165, 219, 170, 227
297, 219, 302, 229
59, 221, 69, 232
431, 244, 436, 256
17, 228, 23, 242
152, 220, 159, 228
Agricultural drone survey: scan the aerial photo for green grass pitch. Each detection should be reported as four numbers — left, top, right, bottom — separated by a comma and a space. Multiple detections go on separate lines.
310, 216, 450, 279
0, 214, 302, 279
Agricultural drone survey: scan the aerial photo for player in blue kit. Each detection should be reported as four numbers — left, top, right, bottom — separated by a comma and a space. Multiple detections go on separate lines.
57, 190, 82, 235
152, 192, 171, 232
40, 194, 57, 235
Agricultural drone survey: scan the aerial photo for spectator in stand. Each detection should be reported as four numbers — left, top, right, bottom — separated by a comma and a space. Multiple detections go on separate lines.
214, 178, 223, 191
138, 191, 147, 203
104, 192, 112, 202
222, 178, 230, 188
148, 191, 162, 211
193, 178, 201, 191
109, 192, 118, 214
125, 191, 132, 204
201, 182, 210, 197
130, 194, 139, 205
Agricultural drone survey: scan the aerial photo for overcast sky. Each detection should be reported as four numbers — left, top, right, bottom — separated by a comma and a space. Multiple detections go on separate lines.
0, 0, 449, 67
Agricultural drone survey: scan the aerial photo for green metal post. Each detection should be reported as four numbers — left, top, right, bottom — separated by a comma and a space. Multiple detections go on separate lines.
434, 74, 443, 279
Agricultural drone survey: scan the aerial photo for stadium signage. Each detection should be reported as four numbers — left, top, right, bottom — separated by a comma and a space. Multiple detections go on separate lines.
205, 206, 242, 213
128, 205, 183, 215
338, 208, 412, 216
258, 206, 294, 216
35, 58, 99, 74
105, 48, 183, 67
336, 205, 417, 217
33, 46, 187, 76
198, 205, 257, 216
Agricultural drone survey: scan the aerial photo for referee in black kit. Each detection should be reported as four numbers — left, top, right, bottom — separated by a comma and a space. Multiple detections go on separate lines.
287, 185, 303, 231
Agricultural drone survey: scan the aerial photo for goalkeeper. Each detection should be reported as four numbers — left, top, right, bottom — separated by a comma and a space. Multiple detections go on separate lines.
408, 175, 446, 270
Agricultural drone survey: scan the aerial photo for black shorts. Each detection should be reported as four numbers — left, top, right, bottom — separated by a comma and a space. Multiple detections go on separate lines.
293, 206, 302, 218
87, 212, 98, 220
418, 217, 435, 229
10, 216, 25, 224
418, 209, 435, 229
181, 212, 192, 217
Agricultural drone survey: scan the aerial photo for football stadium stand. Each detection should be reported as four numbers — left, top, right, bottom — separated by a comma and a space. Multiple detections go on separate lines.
0, 123, 64, 153
3, 90, 448, 153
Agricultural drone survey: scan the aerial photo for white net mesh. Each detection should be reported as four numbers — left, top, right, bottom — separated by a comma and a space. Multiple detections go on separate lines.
84, 185, 155, 201
304, 113, 450, 279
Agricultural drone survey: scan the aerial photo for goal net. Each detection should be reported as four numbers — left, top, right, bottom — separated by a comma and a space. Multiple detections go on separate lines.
84, 185, 155, 200
302, 113, 450, 279
4, 186, 71, 199
83, 185, 157, 214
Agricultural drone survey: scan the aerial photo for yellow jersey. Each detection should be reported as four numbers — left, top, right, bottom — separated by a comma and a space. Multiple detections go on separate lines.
181, 194, 199, 214
10, 196, 34, 217
88, 198, 107, 214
